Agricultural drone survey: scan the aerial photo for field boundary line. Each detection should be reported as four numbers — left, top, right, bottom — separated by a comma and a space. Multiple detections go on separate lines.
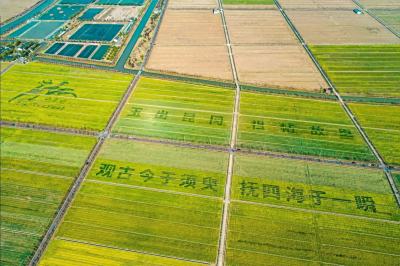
56, 237, 210, 265
1, 60, 16, 74
86, 179, 222, 200
234, 199, 400, 224
216, 0, 242, 265
0, 120, 100, 137
274, 0, 400, 206
352, 0, 400, 39
1, 120, 382, 171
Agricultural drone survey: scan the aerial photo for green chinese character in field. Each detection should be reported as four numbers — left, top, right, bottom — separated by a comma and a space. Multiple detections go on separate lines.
280, 123, 295, 133
202, 177, 218, 192
128, 107, 143, 117
286, 187, 304, 203
180, 174, 197, 188
310, 190, 326, 205
160, 171, 175, 185
263, 184, 280, 200
252, 120, 265, 130
9, 80, 77, 103
338, 128, 354, 139
140, 169, 155, 182
355, 196, 376, 212
117, 166, 134, 179
155, 110, 168, 120
240, 181, 259, 197
209, 115, 224, 126
96, 163, 116, 178
310, 125, 326, 136
182, 112, 196, 123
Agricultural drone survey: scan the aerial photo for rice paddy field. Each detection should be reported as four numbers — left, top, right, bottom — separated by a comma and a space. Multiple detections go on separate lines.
349, 102, 400, 166
311, 45, 400, 98
87, 139, 229, 196
368, 9, 400, 36
40, 139, 225, 264
232, 153, 399, 219
1, 62, 132, 131
226, 202, 400, 266
114, 77, 235, 146
2, 0, 400, 265
0, 127, 96, 265
238, 92, 375, 161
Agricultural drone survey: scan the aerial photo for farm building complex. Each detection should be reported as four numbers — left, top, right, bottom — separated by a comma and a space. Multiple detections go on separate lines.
0, 0, 399, 265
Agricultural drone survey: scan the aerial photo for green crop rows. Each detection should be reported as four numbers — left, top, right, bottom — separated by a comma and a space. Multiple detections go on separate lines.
311, 45, 400, 98
88, 139, 228, 196
0, 127, 95, 265
238, 91, 375, 161
226, 202, 400, 266
40, 239, 204, 266
232, 153, 399, 220
349, 102, 400, 166
114, 77, 235, 146
1, 62, 132, 131
41, 139, 226, 263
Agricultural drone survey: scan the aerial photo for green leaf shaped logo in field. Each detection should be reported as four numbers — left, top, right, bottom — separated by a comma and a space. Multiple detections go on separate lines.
8, 80, 78, 103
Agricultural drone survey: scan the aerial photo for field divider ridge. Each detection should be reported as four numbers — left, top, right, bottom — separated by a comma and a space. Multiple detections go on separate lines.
274, 0, 400, 206
27, 1, 170, 264
1, 60, 16, 74
0, 120, 100, 137
216, 0, 242, 265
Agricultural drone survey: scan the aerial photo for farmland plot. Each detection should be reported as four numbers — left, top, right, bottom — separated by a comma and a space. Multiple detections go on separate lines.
358, 0, 400, 8
233, 153, 399, 219
349, 102, 400, 166
114, 77, 234, 146
226, 202, 400, 266
146, 9, 232, 81
168, 0, 217, 9
285, 10, 400, 44
88, 138, 228, 197
1, 62, 132, 131
368, 9, 400, 35
40, 239, 204, 266
238, 91, 375, 161
311, 45, 400, 98
279, 0, 357, 9
42, 181, 223, 263
0, 127, 95, 266
225, 9, 326, 91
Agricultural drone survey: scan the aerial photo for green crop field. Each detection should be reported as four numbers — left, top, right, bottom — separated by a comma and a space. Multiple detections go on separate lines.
40, 239, 204, 266
114, 77, 235, 146
349, 102, 400, 166
88, 138, 228, 197
226, 202, 400, 266
232, 153, 399, 220
310, 45, 400, 98
43, 181, 223, 263
238, 91, 375, 162
369, 9, 400, 35
223, 0, 274, 4
0, 127, 95, 266
1, 62, 132, 131
41, 138, 226, 264
394, 171, 400, 191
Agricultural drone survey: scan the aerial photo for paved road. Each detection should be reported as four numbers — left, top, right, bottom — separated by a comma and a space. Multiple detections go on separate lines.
274, 0, 400, 206
216, 1, 242, 265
